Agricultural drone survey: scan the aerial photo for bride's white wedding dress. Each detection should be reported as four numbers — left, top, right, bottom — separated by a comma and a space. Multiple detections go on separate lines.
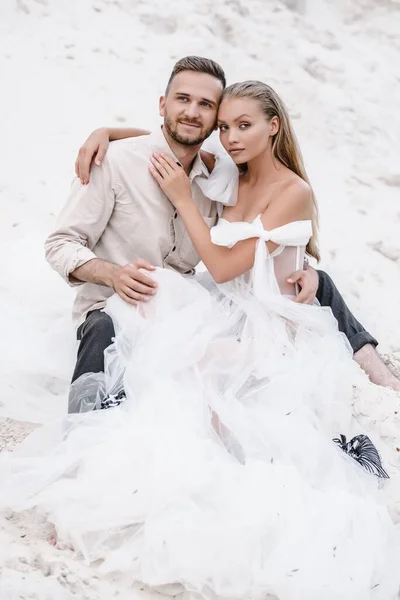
1, 215, 399, 600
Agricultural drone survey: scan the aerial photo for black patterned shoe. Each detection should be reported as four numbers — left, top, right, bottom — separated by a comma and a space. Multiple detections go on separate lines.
100, 389, 126, 410
333, 434, 389, 479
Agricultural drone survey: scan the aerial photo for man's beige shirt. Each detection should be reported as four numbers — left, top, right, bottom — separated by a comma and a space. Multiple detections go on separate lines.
45, 128, 220, 328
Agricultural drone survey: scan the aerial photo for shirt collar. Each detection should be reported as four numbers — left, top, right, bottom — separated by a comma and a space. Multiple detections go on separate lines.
149, 126, 210, 181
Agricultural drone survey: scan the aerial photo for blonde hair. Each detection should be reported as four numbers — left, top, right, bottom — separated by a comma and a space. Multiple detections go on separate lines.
223, 81, 320, 261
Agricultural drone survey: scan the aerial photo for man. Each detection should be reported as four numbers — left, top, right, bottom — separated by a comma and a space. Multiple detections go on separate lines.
46, 56, 400, 413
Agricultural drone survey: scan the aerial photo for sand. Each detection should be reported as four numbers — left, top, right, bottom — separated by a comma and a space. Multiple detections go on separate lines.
1, 0, 400, 597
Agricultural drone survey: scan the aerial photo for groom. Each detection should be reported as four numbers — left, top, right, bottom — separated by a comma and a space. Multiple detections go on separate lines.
46, 55, 399, 413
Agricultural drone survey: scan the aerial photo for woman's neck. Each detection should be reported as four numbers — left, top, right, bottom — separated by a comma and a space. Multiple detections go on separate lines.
243, 146, 282, 186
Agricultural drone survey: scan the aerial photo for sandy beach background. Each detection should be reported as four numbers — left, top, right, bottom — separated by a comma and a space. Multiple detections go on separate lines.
1, 0, 400, 597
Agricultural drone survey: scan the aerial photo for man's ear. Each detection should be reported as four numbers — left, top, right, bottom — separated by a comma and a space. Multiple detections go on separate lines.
159, 96, 166, 117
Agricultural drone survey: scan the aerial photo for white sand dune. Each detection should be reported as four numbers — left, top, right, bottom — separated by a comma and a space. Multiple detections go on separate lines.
1, 0, 400, 597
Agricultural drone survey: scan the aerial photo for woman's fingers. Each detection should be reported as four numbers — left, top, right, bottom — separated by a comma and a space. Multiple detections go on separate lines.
74, 156, 80, 178
76, 147, 96, 184
149, 164, 163, 183
75, 130, 111, 184
151, 154, 170, 178
160, 153, 179, 170
94, 144, 108, 167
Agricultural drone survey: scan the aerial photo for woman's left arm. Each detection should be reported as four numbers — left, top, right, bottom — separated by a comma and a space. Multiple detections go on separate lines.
150, 153, 311, 284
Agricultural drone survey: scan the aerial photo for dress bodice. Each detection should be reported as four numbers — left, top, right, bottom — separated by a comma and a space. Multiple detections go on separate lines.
210, 215, 313, 298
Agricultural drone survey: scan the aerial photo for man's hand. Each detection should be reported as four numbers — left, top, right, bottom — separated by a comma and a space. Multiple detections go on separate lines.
287, 266, 319, 304
75, 127, 110, 185
110, 259, 158, 306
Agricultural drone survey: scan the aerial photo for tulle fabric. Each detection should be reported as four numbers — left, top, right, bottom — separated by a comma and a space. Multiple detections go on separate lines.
1, 221, 400, 599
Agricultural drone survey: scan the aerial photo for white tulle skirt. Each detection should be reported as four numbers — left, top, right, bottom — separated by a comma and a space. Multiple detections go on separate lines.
1, 268, 399, 600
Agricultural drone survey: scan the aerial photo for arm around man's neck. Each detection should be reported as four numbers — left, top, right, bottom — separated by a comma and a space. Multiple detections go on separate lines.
107, 126, 151, 141
76, 126, 151, 184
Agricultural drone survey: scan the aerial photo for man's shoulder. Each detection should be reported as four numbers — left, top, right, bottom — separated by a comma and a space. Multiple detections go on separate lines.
105, 135, 152, 163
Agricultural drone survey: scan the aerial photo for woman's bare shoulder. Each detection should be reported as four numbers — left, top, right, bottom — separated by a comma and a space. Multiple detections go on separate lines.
266, 175, 312, 221
278, 173, 310, 194
273, 175, 311, 206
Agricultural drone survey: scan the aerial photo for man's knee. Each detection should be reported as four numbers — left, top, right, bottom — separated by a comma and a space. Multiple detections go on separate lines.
77, 310, 115, 367
79, 310, 115, 345
72, 310, 115, 384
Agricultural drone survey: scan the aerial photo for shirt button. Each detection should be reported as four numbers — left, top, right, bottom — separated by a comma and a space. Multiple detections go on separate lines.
172, 246, 176, 252
174, 212, 178, 219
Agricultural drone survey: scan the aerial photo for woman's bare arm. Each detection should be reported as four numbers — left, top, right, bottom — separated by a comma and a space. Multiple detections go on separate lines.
75, 127, 150, 184
176, 182, 312, 283
149, 153, 312, 284
107, 127, 150, 141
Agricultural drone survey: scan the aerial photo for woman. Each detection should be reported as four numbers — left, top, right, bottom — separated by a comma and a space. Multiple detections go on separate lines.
1, 82, 399, 600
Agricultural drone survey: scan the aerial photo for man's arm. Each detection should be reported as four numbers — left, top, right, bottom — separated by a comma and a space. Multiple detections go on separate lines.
46, 153, 158, 306
70, 258, 118, 287
45, 154, 116, 286
71, 257, 157, 306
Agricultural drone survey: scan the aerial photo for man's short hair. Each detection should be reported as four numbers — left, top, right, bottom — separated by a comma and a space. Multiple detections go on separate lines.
165, 56, 226, 94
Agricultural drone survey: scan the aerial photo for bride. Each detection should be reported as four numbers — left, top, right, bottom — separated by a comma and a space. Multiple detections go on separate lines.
1, 80, 399, 600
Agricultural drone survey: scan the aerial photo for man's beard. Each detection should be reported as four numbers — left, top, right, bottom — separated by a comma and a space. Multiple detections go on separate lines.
164, 115, 215, 147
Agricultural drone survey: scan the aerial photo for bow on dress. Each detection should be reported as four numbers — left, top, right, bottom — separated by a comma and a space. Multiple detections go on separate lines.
211, 215, 313, 301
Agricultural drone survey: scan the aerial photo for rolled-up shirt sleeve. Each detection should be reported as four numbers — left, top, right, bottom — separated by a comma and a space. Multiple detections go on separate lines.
45, 154, 116, 286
